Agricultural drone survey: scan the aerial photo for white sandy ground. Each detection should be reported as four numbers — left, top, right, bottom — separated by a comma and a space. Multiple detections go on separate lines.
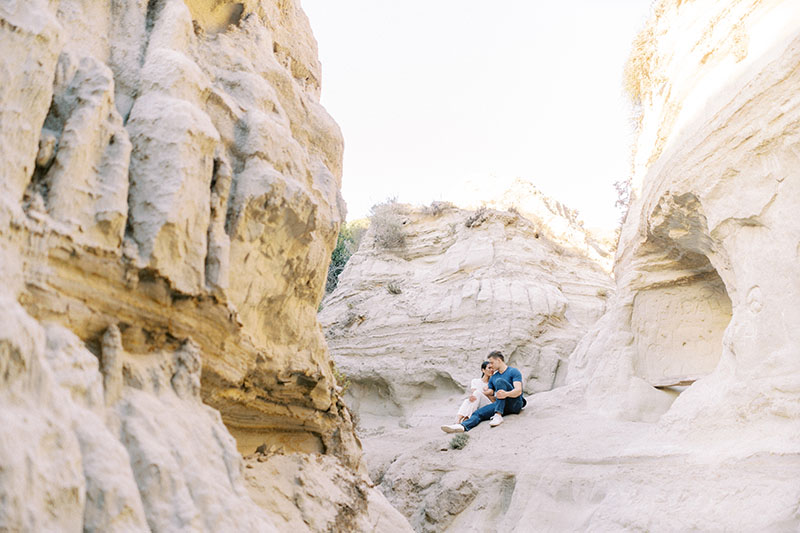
361, 387, 800, 532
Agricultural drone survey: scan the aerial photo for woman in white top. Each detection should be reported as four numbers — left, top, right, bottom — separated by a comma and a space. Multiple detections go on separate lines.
456, 361, 494, 423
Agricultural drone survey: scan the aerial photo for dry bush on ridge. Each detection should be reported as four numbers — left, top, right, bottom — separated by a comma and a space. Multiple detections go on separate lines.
465, 206, 488, 228
422, 201, 453, 217
370, 199, 408, 249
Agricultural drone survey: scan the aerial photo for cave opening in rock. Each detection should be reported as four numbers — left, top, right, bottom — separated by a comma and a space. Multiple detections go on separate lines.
630, 194, 733, 388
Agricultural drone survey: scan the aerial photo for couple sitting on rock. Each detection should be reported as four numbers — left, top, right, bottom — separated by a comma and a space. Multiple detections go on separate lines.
441, 351, 525, 433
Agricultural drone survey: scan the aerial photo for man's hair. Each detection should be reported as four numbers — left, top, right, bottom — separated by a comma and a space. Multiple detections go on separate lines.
487, 351, 504, 361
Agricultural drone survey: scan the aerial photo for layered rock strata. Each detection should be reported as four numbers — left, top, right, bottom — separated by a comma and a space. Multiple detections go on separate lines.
320, 199, 613, 430
0, 0, 410, 530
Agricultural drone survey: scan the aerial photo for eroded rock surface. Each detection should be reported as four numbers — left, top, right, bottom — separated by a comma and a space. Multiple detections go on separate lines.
364, 397, 800, 533
357, 2, 800, 531
320, 196, 613, 430
243, 451, 412, 533
570, 0, 800, 441
0, 0, 409, 530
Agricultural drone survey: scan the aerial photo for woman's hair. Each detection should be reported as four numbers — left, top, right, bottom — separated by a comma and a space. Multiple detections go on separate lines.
480, 360, 490, 375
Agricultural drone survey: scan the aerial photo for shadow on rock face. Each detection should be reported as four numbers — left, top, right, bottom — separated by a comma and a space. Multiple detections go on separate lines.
184, 0, 245, 34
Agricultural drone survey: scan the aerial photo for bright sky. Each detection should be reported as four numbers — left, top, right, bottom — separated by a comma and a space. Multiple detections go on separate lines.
303, 1, 652, 230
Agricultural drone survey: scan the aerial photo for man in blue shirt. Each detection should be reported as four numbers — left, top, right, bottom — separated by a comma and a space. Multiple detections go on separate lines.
441, 351, 525, 433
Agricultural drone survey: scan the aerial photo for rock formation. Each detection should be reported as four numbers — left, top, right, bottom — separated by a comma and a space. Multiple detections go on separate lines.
0, 0, 410, 530
320, 195, 613, 430
571, 0, 800, 440
6, 0, 800, 530
451, 177, 617, 271
324, 1, 800, 531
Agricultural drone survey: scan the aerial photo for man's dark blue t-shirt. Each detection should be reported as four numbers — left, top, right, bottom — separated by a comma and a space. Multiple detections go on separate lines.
488, 366, 523, 396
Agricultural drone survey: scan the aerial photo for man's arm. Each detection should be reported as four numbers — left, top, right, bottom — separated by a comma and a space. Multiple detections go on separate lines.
482, 386, 495, 401
495, 381, 522, 399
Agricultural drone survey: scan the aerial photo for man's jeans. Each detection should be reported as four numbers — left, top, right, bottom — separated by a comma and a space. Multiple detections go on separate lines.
461, 378, 524, 431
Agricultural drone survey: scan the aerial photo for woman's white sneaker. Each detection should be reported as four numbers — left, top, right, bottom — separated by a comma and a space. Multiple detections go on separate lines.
441, 424, 465, 433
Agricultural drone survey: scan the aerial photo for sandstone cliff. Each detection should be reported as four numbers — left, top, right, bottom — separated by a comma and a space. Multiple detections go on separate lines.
0, 1, 410, 531
320, 194, 613, 430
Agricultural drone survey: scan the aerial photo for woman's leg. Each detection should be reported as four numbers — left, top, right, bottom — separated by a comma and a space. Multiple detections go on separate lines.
476, 390, 492, 409
457, 397, 479, 421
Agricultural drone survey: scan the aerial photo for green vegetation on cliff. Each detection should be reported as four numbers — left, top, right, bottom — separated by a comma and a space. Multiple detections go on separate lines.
326, 219, 368, 293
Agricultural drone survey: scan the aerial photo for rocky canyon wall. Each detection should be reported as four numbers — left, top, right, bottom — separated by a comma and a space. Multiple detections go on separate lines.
0, 0, 410, 531
320, 193, 613, 430
570, 0, 800, 441
331, 2, 800, 531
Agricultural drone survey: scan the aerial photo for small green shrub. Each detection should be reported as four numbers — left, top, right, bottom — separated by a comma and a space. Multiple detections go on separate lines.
449, 433, 469, 450
332, 365, 350, 395
326, 219, 369, 293
387, 282, 402, 295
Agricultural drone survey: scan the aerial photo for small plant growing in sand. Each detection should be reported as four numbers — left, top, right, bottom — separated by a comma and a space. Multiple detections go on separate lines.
387, 282, 402, 295
596, 288, 609, 298
342, 310, 365, 328
449, 433, 469, 450
332, 365, 350, 395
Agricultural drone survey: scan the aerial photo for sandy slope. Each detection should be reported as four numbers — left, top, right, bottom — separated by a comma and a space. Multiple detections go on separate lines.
364, 386, 800, 532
